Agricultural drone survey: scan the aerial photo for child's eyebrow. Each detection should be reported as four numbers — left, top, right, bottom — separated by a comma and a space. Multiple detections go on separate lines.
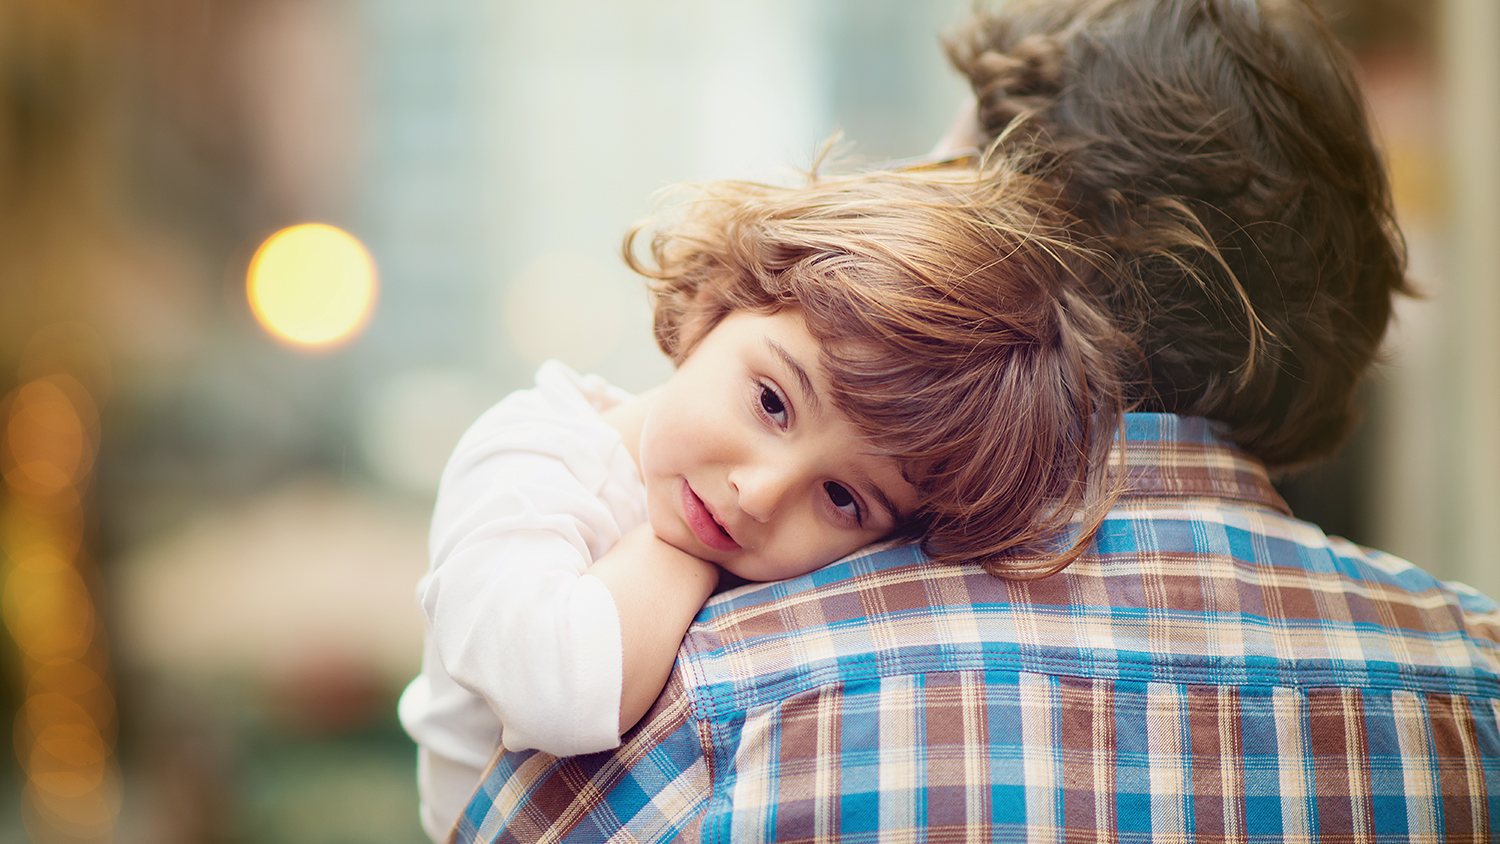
862, 479, 902, 528
765, 339, 822, 415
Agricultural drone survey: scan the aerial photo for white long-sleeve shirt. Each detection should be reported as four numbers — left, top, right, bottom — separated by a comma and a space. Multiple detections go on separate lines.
397, 361, 648, 842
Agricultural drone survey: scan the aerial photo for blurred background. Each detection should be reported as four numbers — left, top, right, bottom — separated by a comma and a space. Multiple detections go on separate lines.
0, 0, 1493, 841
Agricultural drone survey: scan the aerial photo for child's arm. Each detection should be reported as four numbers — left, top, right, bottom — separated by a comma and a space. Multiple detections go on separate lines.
588, 522, 719, 733
417, 365, 722, 759
415, 368, 675, 759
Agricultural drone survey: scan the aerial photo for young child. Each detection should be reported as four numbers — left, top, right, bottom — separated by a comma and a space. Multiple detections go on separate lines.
398, 155, 1135, 841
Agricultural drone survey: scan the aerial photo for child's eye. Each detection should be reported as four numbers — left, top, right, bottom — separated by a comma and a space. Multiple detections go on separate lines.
759, 384, 788, 425
824, 481, 861, 523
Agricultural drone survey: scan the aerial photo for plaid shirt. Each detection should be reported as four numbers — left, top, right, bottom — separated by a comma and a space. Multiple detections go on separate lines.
455, 414, 1500, 843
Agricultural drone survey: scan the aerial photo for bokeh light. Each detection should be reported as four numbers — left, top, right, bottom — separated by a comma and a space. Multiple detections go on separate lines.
3, 363, 118, 842
247, 223, 377, 347
2, 376, 96, 497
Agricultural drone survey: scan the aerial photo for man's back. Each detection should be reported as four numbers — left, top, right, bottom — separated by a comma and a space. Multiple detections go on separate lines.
456, 414, 1500, 843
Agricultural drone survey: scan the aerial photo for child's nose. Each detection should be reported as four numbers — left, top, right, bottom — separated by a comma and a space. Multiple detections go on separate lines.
730, 460, 798, 523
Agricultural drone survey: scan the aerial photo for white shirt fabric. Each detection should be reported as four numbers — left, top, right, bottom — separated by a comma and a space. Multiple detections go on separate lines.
397, 361, 648, 842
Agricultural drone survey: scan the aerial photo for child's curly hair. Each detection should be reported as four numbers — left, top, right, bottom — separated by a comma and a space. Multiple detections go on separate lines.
947, 0, 1411, 470
626, 157, 1133, 578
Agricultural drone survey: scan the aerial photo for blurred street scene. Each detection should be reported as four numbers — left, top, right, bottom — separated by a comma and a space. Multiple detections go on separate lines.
0, 0, 1493, 841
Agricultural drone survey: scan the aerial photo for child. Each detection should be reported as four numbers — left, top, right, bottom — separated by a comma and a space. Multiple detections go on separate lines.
398, 155, 1135, 841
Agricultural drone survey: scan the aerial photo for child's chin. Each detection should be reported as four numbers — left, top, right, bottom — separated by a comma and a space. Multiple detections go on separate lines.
720, 558, 820, 584
715, 559, 762, 583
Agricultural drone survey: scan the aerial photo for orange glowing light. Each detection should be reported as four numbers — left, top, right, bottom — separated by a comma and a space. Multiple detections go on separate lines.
3, 376, 95, 496
247, 223, 377, 347
24, 765, 121, 832
3, 368, 119, 843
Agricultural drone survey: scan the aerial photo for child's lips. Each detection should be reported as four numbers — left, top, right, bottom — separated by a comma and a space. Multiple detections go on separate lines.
680, 481, 740, 553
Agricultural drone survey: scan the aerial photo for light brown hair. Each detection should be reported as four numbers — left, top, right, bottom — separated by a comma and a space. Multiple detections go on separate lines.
626, 158, 1132, 577
947, 0, 1410, 469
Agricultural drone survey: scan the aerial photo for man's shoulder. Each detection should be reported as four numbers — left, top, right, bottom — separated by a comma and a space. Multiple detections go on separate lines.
454, 670, 710, 844
677, 488, 1500, 713
679, 543, 1029, 716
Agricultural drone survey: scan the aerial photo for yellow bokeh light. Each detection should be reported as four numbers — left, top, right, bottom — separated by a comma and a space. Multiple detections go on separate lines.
247, 223, 377, 347
4, 553, 96, 663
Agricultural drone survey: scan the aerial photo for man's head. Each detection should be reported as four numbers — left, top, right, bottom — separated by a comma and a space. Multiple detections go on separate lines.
628, 161, 1131, 576
948, 0, 1410, 469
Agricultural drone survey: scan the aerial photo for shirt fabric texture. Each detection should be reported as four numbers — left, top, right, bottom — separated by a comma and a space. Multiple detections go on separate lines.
455, 413, 1500, 843
398, 361, 647, 842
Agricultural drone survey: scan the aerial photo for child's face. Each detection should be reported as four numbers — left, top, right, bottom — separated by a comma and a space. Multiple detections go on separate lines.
638, 309, 918, 582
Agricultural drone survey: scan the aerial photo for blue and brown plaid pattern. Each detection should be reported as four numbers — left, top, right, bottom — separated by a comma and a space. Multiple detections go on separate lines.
456, 414, 1500, 842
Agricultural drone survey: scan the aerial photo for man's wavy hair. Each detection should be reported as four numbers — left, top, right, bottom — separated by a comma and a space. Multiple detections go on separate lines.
947, 0, 1410, 469
625, 159, 1133, 578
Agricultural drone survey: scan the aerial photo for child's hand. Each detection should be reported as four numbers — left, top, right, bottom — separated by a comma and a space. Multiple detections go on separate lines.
588, 523, 720, 735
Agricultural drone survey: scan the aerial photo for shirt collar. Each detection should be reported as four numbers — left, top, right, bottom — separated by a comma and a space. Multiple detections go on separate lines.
1113, 413, 1291, 515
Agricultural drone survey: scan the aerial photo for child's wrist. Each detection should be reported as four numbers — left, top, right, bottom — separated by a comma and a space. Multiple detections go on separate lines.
620, 522, 720, 595
677, 549, 720, 597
